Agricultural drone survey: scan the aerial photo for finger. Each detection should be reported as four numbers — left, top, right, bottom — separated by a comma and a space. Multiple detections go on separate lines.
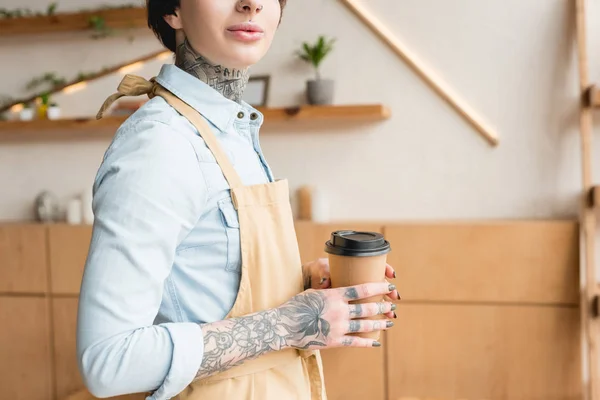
385, 263, 396, 279
348, 302, 396, 318
384, 279, 401, 300
319, 276, 331, 289
347, 319, 394, 334
338, 336, 382, 348
341, 282, 395, 301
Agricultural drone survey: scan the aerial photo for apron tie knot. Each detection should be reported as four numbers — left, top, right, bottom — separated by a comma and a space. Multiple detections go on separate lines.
96, 74, 159, 120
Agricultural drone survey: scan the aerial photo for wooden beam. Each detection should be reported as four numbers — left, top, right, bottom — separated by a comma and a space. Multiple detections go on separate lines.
338, 0, 499, 147
0, 50, 170, 114
575, 0, 600, 399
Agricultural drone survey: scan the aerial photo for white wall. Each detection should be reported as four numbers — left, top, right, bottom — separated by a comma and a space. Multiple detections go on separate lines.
1, 0, 599, 222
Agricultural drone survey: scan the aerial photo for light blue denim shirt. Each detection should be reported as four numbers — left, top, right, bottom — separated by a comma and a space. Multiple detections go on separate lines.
77, 64, 274, 400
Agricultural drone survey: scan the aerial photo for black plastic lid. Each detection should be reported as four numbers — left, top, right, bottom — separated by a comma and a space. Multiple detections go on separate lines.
324, 230, 391, 257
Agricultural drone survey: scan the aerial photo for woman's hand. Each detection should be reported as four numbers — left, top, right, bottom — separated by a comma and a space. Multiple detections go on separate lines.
302, 258, 400, 316
277, 282, 397, 349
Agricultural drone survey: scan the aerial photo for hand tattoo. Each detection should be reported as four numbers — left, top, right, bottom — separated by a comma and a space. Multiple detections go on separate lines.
175, 38, 249, 103
196, 291, 331, 379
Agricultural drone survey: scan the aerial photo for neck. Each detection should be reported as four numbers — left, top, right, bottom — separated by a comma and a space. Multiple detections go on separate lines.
175, 38, 249, 103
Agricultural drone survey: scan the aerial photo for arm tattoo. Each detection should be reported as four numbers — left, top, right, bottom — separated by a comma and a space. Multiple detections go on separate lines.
196, 291, 330, 380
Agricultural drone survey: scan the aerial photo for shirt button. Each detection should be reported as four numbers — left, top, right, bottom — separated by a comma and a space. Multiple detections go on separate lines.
237, 111, 245, 119
250, 112, 259, 121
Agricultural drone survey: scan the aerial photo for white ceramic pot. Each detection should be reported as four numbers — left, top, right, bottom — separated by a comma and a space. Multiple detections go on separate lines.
20, 108, 34, 121
66, 197, 83, 225
47, 106, 61, 120
82, 188, 94, 225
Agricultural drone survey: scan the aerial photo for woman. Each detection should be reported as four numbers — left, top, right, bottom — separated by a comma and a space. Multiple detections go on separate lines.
77, 1, 400, 399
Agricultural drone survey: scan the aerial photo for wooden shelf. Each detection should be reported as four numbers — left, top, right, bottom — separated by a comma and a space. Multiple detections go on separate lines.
0, 7, 147, 36
260, 104, 390, 122
0, 104, 390, 142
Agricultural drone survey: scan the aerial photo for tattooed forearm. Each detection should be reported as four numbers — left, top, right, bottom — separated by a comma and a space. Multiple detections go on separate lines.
175, 38, 249, 103
195, 291, 330, 380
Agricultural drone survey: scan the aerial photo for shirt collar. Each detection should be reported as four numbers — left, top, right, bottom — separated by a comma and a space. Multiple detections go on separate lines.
154, 64, 262, 132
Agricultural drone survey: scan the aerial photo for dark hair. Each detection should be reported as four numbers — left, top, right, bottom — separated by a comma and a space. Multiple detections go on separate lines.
147, 0, 288, 53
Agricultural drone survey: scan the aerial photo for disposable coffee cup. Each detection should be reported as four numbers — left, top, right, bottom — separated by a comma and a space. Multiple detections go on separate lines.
325, 230, 391, 340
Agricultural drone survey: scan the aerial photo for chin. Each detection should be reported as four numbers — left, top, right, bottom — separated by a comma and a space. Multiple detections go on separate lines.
225, 44, 270, 69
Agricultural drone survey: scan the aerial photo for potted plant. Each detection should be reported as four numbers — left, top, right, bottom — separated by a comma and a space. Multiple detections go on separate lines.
37, 93, 50, 119
297, 35, 336, 105
47, 102, 61, 120
19, 103, 34, 121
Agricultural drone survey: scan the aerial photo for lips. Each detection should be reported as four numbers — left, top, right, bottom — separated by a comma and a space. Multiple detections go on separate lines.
227, 23, 264, 33
226, 22, 264, 42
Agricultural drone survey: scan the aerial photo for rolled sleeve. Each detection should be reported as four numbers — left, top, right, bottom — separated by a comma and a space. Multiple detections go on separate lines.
148, 323, 205, 400
77, 118, 207, 399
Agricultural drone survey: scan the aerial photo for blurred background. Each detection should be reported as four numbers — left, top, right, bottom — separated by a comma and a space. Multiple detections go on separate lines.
1, 0, 599, 399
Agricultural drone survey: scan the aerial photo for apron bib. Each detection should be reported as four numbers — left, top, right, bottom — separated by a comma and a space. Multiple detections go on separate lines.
98, 75, 327, 400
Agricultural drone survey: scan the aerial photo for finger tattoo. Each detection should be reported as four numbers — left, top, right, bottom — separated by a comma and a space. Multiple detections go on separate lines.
350, 304, 363, 317
348, 321, 361, 333
345, 288, 359, 300
373, 321, 383, 330
342, 337, 354, 346
377, 302, 385, 315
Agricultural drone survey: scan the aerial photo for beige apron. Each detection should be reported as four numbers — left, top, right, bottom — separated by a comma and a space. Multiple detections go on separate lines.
98, 75, 327, 400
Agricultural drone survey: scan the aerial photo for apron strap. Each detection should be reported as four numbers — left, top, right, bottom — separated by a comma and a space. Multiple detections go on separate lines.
97, 74, 244, 190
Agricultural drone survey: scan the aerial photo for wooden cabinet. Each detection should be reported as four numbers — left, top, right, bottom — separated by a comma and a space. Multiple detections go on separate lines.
48, 225, 92, 295
0, 221, 585, 399
0, 297, 53, 400
0, 224, 48, 293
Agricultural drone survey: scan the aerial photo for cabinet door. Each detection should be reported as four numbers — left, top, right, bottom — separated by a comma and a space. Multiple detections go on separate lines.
0, 297, 52, 400
387, 304, 582, 400
53, 298, 82, 399
48, 225, 92, 294
383, 222, 579, 304
0, 224, 48, 294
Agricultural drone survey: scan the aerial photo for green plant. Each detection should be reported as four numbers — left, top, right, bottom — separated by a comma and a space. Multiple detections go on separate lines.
40, 93, 50, 106
26, 72, 66, 92
0, 2, 58, 19
297, 35, 336, 80
89, 15, 114, 39
47, 2, 57, 16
